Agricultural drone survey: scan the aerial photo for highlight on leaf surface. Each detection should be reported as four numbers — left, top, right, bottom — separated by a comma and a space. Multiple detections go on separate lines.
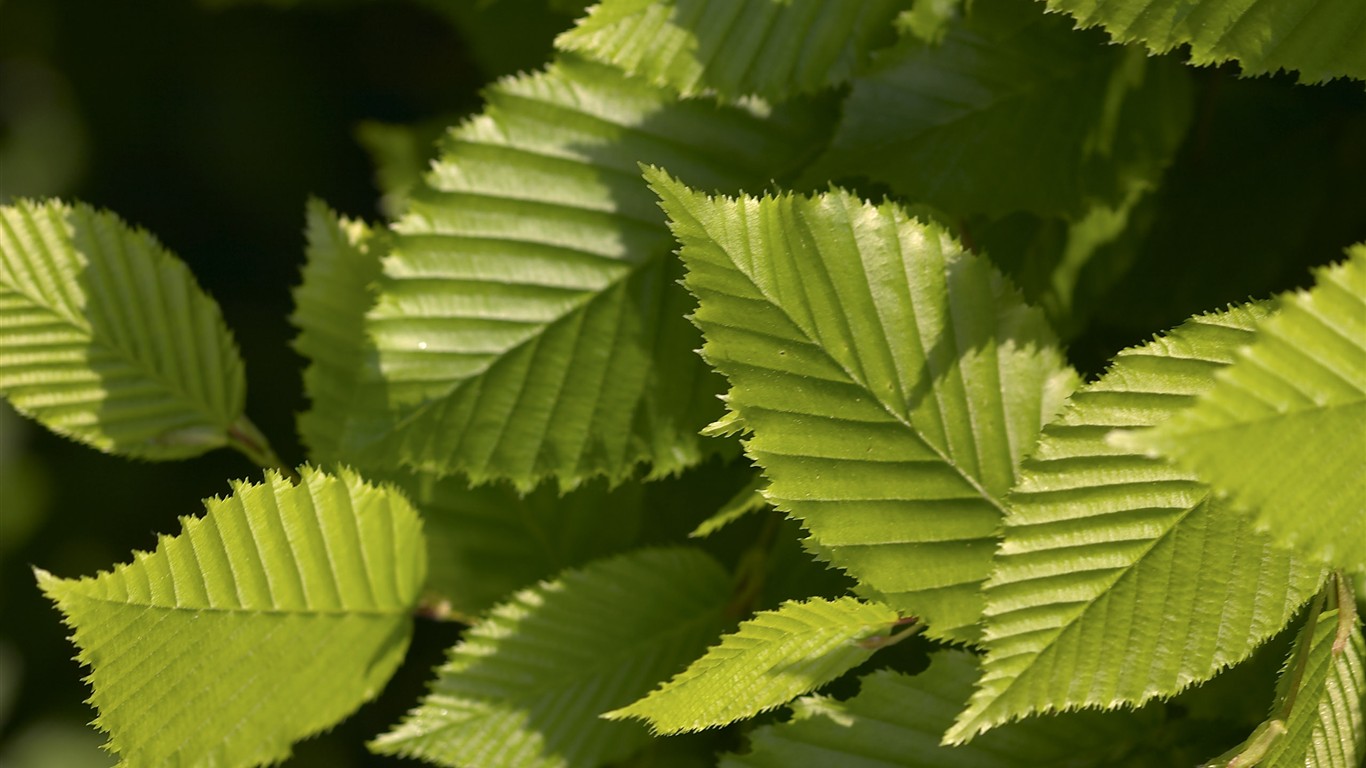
337, 55, 835, 490
807, 0, 1192, 218
947, 304, 1326, 745
723, 651, 1167, 767
0, 199, 246, 460
1128, 245, 1366, 574
1043, 0, 1366, 84
650, 166, 1079, 642
607, 597, 900, 734
371, 547, 731, 768
36, 465, 426, 768
555, 0, 906, 100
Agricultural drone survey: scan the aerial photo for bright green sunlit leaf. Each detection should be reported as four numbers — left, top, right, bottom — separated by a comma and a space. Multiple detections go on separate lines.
556, 0, 906, 100
0, 199, 246, 460
1129, 245, 1366, 573
339, 55, 834, 490
371, 547, 731, 768
652, 168, 1079, 642
1044, 0, 1366, 84
37, 466, 426, 767
1253, 597, 1363, 768
607, 597, 900, 733
948, 305, 1325, 744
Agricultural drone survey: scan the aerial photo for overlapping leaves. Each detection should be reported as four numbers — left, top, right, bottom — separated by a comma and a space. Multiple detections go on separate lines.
291, 200, 387, 465
371, 547, 730, 768
410, 472, 646, 619
37, 466, 426, 767
608, 597, 899, 733
808, 0, 1192, 218
556, 0, 906, 100
724, 651, 1166, 767
0, 200, 246, 459
1133, 246, 1366, 573
335, 55, 833, 489
948, 306, 1325, 743
1254, 596, 1363, 768
654, 168, 1078, 641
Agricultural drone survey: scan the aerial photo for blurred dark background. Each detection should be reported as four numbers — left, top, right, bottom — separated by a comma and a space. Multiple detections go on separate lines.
0, 0, 573, 764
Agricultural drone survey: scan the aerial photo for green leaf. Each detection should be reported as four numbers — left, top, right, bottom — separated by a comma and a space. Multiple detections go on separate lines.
653, 168, 1079, 642
0, 199, 246, 460
290, 200, 387, 465
555, 0, 906, 100
371, 547, 732, 768
36, 465, 426, 768
976, 181, 1151, 340
407, 472, 647, 619
355, 120, 445, 220
809, 0, 1192, 218
341, 55, 834, 489
947, 305, 1326, 744
1043, 0, 1366, 84
897, 0, 961, 44
1129, 246, 1366, 573
1254, 598, 1364, 768
723, 651, 1166, 767
607, 597, 900, 734
689, 472, 767, 538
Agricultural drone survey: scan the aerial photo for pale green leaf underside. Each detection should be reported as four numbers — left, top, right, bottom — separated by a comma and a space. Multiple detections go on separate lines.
608, 597, 899, 734
1133, 246, 1366, 573
341, 55, 832, 489
291, 200, 387, 465
948, 306, 1325, 744
723, 651, 1162, 767
653, 168, 1078, 642
555, 0, 905, 100
0, 200, 245, 459
1262, 606, 1365, 768
1045, 0, 1366, 83
37, 466, 426, 768
809, 0, 1192, 218
371, 547, 730, 768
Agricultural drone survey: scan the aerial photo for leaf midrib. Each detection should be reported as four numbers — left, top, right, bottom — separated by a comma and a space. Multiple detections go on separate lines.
0, 204, 231, 427
709, 211, 1010, 520
58, 588, 411, 616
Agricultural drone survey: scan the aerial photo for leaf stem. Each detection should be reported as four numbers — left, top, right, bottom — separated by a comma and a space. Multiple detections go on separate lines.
227, 416, 299, 482
1276, 587, 1326, 720
724, 509, 782, 620
1332, 569, 1357, 655
857, 616, 923, 650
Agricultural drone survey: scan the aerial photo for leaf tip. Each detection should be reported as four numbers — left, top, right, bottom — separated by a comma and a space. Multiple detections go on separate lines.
32, 566, 61, 595
940, 705, 991, 747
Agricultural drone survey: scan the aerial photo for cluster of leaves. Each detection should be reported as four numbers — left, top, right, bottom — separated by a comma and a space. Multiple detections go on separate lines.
0, 0, 1362, 766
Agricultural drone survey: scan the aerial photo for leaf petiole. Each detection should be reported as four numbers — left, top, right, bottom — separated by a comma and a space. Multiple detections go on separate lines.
857, 616, 923, 650
227, 416, 298, 482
